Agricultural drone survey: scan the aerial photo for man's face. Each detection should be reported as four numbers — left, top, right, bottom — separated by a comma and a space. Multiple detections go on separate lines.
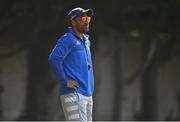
72, 15, 91, 33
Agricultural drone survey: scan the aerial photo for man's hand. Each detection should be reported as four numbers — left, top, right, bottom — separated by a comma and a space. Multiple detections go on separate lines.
67, 80, 80, 88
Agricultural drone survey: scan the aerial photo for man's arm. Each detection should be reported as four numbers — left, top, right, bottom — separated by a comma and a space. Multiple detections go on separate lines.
48, 37, 74, 87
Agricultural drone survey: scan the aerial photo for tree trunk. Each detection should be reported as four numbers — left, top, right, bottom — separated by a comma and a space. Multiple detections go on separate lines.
140, 39, 158, 120
0, 84, 4, 120
112, 49, 123, 120
17, 34, 54, 120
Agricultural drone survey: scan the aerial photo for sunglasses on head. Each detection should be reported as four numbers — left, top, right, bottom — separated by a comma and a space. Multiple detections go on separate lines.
80, 16, 91, 23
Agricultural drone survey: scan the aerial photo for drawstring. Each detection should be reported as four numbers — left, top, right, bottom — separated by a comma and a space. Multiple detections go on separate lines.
74, 88, 80, 102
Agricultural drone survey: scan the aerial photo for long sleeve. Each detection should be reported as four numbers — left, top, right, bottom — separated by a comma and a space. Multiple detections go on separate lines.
48, 37, 74, 86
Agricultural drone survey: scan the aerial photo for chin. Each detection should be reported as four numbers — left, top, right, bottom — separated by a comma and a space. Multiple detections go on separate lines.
82, 26, 89, 33
85, 29, 89, 32
82, 29, 89, 33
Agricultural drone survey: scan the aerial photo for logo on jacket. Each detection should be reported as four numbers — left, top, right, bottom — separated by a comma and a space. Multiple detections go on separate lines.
76, 40, 81, 45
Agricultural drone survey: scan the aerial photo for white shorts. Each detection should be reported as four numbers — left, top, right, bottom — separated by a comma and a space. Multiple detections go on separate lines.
60, 92, 93, 121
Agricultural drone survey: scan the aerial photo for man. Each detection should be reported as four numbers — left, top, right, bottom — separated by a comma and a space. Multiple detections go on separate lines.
48, 7, 94, 121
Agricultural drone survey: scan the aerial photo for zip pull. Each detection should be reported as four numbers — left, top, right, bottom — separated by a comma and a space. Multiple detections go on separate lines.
88, 64, 91, 70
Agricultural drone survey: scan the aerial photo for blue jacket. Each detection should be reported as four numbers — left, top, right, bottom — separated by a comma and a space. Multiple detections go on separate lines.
48, 27, 94, 96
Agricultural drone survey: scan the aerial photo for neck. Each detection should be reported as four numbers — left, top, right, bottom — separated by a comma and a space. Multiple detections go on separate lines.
73, 27, 83, 39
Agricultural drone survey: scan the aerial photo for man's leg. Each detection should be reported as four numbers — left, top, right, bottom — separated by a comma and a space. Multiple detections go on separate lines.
78, 93, 89, 121
60, 93, 88, 121
60, 93, 80, 121
87, 96, 93, 121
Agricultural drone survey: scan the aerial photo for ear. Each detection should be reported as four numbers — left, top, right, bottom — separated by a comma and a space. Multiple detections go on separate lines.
71, 20, 76, 27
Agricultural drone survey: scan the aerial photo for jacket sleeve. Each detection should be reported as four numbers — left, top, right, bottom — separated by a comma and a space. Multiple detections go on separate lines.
48, 37, 74, 86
